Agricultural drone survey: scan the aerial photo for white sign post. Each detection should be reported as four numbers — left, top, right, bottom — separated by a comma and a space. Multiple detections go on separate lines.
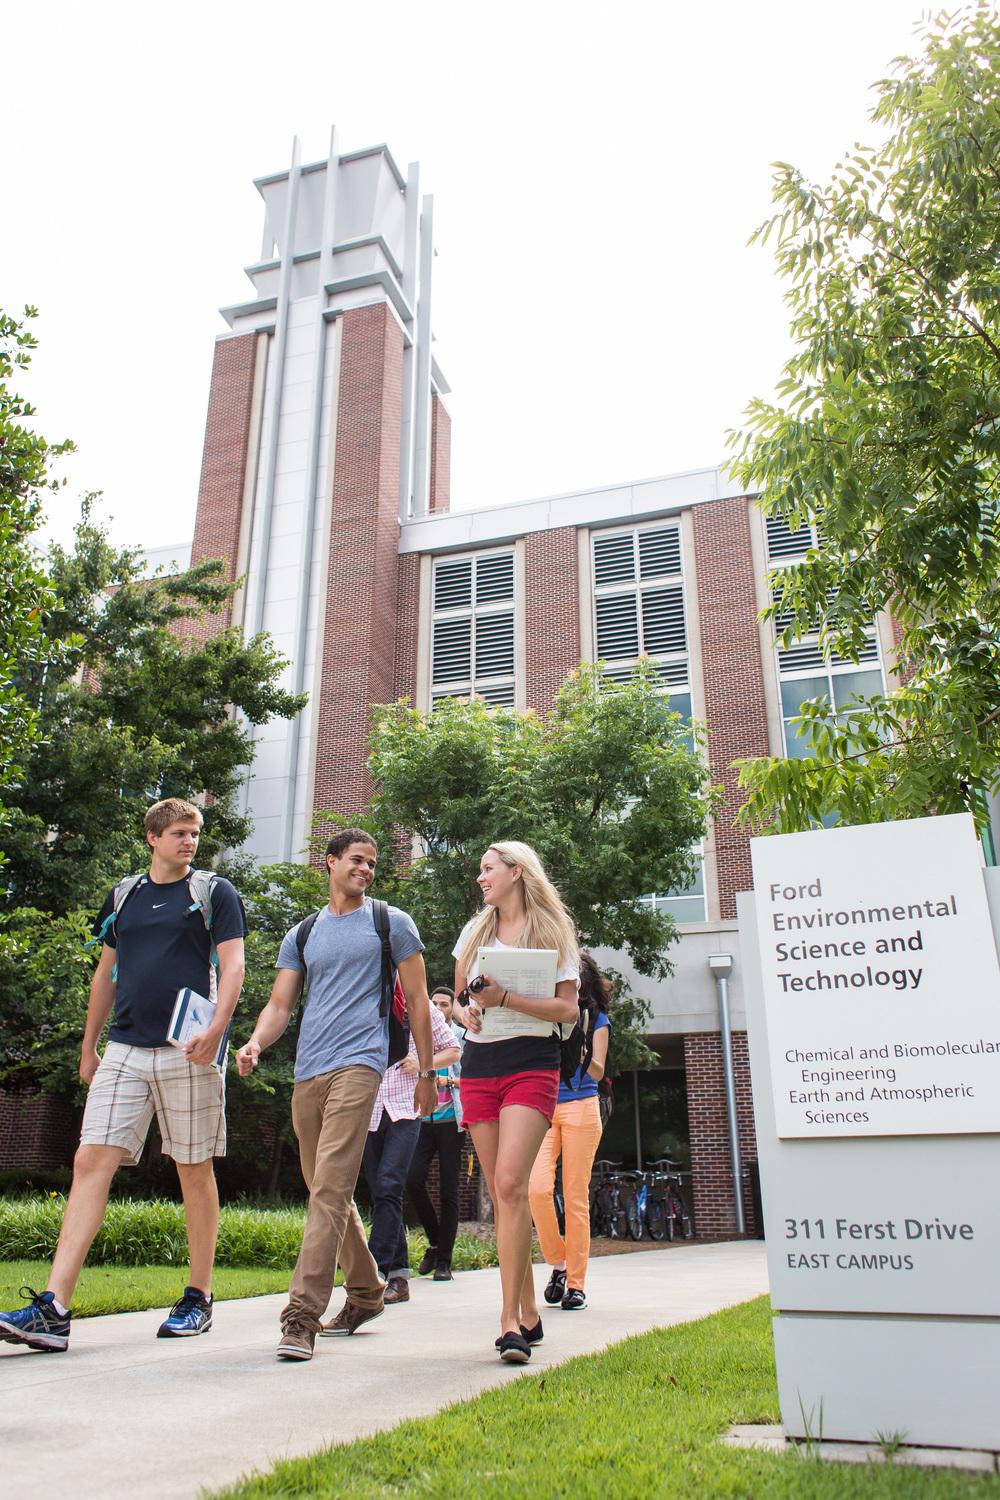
741, 813, 1000, 1449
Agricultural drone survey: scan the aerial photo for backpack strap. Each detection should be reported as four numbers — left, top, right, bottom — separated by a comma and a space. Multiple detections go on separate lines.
186, 870, 220, 971
370, 899, 396, 1016
294, 909, 323, 1000
87, 874, 148, 981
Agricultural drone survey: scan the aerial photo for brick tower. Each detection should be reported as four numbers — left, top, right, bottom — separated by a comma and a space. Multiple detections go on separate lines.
190, 131, 450, 863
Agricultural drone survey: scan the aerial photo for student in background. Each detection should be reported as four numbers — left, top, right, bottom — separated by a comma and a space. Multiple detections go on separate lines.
528, 952, 611, 1311
362, 991, 459, 1302
407, 986, 466, 1281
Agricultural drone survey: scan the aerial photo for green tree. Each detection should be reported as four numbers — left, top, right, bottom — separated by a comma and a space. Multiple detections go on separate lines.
729, 5, 1000, 834
368, 664, 714, 1067
2, 500, 305, 912
0, 500, 306, 1102
0, 307, 73, 805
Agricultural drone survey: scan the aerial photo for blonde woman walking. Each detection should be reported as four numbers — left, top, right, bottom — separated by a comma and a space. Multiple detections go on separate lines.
452, 842, 578, 1364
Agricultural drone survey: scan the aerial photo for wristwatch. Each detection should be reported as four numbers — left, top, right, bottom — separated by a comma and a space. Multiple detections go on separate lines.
417, 1069, 437, 1079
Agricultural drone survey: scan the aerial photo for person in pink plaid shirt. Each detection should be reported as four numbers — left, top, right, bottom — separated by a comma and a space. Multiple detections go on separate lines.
362, 995, 459, 1303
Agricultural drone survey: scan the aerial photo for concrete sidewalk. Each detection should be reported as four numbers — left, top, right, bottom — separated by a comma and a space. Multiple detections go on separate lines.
1, 1241, 768, 1499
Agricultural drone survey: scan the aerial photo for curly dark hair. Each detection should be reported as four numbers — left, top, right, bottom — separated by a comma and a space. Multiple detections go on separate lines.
578, 950, 612, 1026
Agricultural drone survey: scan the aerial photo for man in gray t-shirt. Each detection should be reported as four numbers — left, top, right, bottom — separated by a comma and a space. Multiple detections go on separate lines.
236, 829, 436, 1362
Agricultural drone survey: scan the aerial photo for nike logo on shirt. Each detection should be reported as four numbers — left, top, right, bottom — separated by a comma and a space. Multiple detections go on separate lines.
152, 903, 166, 909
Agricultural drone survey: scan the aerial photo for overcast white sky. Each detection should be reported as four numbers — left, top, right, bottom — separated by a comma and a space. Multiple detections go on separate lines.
9, 0, 930, 553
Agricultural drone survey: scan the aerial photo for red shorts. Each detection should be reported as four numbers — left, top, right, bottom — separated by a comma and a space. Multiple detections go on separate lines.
460, 1070, 560, 1126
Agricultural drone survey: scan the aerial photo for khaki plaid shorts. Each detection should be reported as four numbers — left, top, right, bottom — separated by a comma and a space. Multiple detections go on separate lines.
80, 1042, 227, 1165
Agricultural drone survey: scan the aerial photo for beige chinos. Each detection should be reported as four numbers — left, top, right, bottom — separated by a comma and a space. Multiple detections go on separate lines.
281, 1063, 385, 1331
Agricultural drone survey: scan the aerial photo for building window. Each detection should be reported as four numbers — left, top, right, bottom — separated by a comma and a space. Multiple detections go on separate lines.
591, 523, 688, 688
431, 550, 516, 707
765, 513, 885, 757
590, 523, 704, 919
639, 843, 707, 924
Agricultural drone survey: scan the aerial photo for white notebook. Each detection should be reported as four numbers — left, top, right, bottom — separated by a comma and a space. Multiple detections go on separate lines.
167, 988, 229, 1069
472, 947, 559, 1041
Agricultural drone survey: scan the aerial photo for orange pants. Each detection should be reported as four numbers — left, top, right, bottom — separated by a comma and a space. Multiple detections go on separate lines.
528, 1095, 604, 1291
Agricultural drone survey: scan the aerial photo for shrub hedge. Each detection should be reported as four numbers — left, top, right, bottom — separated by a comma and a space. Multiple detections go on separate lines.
0, 1196, 498, 1272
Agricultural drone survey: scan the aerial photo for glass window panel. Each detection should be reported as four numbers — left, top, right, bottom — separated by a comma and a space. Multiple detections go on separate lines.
783, 717, 818, 759
780, 675, 829, 718
832, 669, 883, 710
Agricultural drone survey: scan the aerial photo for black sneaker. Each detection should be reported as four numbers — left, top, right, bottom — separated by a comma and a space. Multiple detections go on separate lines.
417, 1246, 437, 1276
561, 1288, 587, 1310
433, 1263, 453, 1281
543, 1269, 567, 1305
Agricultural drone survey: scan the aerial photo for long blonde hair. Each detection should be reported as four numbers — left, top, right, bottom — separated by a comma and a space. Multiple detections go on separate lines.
457, 841, 579, 979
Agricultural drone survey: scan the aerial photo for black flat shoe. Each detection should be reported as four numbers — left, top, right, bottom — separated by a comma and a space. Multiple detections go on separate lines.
416, 1248, 437, 1276
495, 1318, 543, 1349
498, 1330, 531, 1364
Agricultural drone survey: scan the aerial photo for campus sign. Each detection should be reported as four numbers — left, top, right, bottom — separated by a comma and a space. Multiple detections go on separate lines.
751, 815, 1000, 1137
740, 812, 1000, 1448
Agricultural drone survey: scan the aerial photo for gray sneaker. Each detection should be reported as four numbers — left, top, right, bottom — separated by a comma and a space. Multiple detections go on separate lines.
276, 1321, 316, 1360
320, 1298, 385, 1336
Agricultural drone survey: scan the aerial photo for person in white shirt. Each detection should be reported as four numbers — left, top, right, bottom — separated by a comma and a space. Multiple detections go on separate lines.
452, 841, 578, 1365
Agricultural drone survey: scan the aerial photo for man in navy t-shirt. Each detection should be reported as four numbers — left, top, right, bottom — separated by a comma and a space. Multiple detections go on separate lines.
0, 799, 247, 1355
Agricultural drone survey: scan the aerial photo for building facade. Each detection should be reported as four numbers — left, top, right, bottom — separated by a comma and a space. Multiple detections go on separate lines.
180, 137, 897, 1235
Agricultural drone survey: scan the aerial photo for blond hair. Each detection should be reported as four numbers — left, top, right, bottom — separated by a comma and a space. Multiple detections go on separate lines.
144, 798, 203, 838
457, 841, 579, 979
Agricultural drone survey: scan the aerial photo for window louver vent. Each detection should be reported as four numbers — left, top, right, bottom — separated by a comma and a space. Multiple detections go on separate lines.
778, 642, 827, 673
475, 553, 514, 603
434, 559, 472, 611
475, 613, 515, 678
595, 594, 640, 660
432, 617, 471, 684
638, 527, 681, 578
477, 682, 516, 707
641, 589, 686, 654
593, 533, 635, 586
766, 515, 811, 560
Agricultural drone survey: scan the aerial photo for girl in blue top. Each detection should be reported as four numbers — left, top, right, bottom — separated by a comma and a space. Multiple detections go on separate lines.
528, 952, 611, 1310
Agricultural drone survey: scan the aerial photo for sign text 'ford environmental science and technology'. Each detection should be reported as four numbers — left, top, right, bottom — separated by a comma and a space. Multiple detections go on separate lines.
750, 814, 1000, 1137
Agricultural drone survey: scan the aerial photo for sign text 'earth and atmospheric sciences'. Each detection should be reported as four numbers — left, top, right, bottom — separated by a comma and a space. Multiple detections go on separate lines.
750, 814, 1000, 1137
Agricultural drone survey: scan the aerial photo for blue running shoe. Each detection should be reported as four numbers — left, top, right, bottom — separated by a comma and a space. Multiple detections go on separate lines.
0, 1287, 70, 1351
157, 1286, 213, 1338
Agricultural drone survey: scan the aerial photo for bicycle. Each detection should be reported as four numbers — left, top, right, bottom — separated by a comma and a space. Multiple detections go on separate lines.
589, 1159, 629, 1239
646, 1156, 694, 1241
625, 1169, 666, 1241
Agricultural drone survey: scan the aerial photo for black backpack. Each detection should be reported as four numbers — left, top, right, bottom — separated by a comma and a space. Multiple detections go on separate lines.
294, 898, 409, 1065
558, 1002, 595, 1089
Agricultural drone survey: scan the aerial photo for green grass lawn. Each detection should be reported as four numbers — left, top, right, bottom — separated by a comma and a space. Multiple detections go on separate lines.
209, 1297, 1000, 1500
0, 1261, 291, 1317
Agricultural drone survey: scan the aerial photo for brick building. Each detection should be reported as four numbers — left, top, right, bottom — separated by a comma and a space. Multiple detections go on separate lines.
163, 136, 897, 1234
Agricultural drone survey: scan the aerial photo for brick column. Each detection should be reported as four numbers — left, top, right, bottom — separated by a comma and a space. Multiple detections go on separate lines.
394, 552, 421, 703
524, 526, 580, 714
692, 496, 771, 917
186, 332, 259, 639
683, 1031, 758, 1237
312, 303, 405, 821
429, 394, 451, 514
